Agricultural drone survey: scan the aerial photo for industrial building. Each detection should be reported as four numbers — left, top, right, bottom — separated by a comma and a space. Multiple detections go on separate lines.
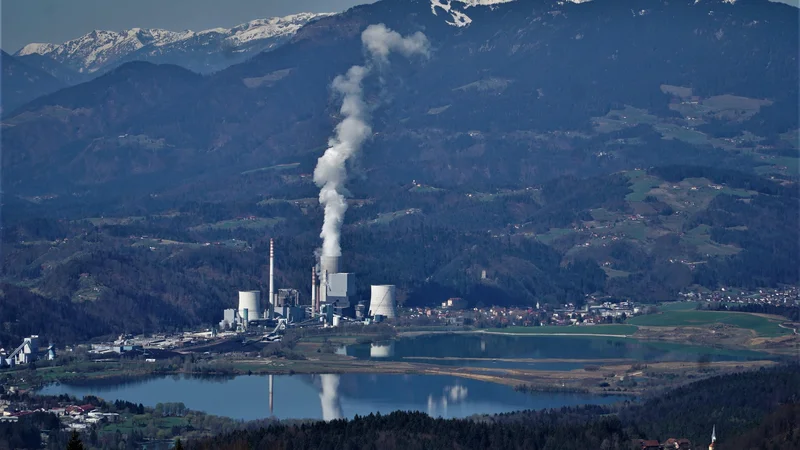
309, 250, 400, 323
218, 239, 306, 333
219, 237, 400, 335
0, 335, 55, 368
313, 255, 356, 316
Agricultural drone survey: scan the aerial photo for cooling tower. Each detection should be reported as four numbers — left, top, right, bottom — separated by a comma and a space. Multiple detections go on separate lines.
321, 256, 340, 275
238, 291, 261, 323
369, 285, 397, 319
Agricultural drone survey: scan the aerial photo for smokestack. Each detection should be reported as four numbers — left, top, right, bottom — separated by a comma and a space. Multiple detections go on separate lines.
311, 267, 317, 315
269, 238, 275, 320
321, 255, 340, 275
269, 374, 274, 415
316, 283, 321, 314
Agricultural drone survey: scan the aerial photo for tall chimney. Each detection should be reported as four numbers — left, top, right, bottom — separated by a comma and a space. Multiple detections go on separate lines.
316, 284, 321, 314
269, 374, 274, 415
311, 267, 317, 315
269, 238, 275, 320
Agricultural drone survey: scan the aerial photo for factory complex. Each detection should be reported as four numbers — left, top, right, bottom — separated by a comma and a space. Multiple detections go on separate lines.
0, 335, 56, 368
217, 239, 397, 340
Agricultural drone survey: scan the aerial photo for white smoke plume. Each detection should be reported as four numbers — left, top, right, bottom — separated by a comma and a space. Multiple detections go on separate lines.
314, 24, 430, 259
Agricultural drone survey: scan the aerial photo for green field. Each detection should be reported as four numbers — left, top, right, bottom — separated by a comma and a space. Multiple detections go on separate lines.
625, 170, 662, 201
534, 227, 574, 244
628, 309, 789, 337
658, 302, 699, 311
488, 325, 638, 336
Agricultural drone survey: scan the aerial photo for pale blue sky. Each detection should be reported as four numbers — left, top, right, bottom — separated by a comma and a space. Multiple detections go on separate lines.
2, 0, 797, 54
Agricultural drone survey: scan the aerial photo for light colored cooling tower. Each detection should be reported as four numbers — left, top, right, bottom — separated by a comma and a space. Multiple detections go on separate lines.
369, 285, 397, 319
238, 291, 261, 322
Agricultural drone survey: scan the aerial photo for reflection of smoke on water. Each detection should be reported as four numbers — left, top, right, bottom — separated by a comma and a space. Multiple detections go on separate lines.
319, 374, 344, 421
427, 384, 468, 417
370, 342, 395, 358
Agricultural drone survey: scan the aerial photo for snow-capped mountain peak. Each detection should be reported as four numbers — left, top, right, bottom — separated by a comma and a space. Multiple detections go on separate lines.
14, 12, 334, 74
430, 0, 517, 27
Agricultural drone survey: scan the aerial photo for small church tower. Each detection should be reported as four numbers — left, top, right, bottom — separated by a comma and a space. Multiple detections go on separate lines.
708, 425, 716, 450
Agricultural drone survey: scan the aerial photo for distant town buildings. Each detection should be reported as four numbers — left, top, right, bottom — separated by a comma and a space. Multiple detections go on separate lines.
638, 426, 717, 450
680, 286, 798, 307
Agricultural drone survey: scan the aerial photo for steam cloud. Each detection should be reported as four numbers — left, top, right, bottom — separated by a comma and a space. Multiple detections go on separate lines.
314, 24, 430, 258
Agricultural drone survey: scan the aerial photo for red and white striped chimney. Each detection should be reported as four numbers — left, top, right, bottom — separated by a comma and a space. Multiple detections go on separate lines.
268, 238, 275, 319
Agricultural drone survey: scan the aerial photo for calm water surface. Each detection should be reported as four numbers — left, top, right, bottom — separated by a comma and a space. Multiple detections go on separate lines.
39, 374, 625, 421
345, 334, 766, 364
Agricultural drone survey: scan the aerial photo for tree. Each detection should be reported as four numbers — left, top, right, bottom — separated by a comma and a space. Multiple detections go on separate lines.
66, 431, 84, 450
175, 438, 185, 450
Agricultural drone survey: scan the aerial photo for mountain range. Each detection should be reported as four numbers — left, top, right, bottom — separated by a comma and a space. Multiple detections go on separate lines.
5, 0, 797, 195
1, 0, 798, 336
6, 13, 332, 91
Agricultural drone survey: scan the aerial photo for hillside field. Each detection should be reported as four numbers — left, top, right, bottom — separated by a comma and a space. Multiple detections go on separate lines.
628, 309, 790, 338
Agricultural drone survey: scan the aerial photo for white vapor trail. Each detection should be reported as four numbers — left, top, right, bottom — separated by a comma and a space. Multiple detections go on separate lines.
314, 24, 430, 259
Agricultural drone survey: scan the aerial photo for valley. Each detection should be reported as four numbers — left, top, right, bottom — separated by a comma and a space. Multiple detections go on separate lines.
1, 1, 798, 448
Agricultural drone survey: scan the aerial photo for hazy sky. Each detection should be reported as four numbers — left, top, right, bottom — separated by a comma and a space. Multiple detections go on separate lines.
2, 0, 797, 53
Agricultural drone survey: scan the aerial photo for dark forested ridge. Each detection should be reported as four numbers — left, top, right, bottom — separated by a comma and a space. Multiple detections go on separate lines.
3, 0, 797, 195
0, 51, 65, 114
184, 365, 799, 450
2, 163, 797, 343
1, 0, 798, 341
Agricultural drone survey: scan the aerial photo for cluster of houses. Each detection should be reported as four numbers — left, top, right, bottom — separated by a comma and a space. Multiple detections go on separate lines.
680, 286, 799, 307
640, 438, 692, 450
0, 398, 119, 430
553, 301, 642, 324
406, 298, 643, 328
640, 426, 717, 450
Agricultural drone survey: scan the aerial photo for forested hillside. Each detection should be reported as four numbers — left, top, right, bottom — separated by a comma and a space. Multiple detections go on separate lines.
2, 163, 797, 343
1, 0, 798, 341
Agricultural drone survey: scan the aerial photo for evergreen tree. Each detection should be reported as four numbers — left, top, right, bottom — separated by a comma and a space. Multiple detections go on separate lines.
66, 431, 84, 450
174, 438, 184, 450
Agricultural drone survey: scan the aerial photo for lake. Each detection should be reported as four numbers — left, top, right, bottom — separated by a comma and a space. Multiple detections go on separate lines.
38, 374, 625, 421
344, 334, 767, 365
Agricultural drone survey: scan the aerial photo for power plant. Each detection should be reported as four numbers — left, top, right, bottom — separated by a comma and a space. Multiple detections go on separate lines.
219, 237, 398, 337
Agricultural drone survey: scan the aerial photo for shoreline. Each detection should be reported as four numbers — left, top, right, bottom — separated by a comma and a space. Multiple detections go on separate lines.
28, 355, 779, 398
476, 330, 634, 338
